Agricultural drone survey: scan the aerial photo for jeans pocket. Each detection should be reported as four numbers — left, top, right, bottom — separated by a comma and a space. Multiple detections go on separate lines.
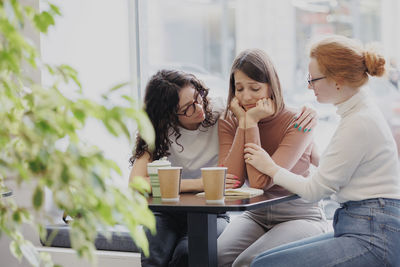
343, 209, 373, 221
379, 211, 400, 233
334, 208, 373, 237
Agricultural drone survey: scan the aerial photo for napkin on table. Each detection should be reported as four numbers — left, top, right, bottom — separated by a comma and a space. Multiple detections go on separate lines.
196, 187, 264, 199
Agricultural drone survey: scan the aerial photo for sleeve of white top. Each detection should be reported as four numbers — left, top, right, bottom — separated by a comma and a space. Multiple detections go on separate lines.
273, 115, 369, 202
274, 168, 336, 202
209, 96, 227, 118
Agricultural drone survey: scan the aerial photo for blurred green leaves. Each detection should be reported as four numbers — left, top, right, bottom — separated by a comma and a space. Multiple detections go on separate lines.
0, 1, 155, 266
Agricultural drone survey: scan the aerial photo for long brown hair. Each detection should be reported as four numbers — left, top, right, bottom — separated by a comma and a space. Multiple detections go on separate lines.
310, 35, 385, 88
225, 48, 284, 118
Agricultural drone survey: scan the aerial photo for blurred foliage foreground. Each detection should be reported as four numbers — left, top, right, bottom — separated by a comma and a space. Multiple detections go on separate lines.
0, 1, 155, 266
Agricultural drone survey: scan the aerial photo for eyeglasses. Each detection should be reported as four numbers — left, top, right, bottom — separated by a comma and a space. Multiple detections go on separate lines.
177, 92, 203, 117
307, 74, 326, 87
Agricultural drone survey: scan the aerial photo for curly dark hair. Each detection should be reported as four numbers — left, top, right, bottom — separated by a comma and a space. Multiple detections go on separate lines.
129, 69, 216, 165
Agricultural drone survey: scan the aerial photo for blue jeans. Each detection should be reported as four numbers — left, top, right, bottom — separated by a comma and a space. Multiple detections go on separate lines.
251, 198, 400, 267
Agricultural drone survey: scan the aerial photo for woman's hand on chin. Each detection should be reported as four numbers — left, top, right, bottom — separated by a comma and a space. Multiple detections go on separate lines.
229, 97, 246, 120
245, 98, 275, 127
244, 143, 280, 177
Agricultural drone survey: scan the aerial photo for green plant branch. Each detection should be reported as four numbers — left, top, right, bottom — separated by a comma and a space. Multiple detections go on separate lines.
1, 1, 155, 266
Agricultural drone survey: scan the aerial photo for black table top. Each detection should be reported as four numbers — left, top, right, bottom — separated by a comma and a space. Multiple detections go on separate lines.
148, 191, 299, 213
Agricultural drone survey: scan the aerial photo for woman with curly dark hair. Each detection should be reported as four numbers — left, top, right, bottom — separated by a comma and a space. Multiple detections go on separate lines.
129, 69, 233, 190
129, 69, 231, 267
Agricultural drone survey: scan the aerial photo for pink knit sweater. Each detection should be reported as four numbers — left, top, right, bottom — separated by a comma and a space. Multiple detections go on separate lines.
218, 107, 315, 191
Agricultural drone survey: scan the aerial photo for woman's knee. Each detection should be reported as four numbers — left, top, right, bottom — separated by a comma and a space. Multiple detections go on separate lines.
217, 216, 230, 237
232, 254, 252, 267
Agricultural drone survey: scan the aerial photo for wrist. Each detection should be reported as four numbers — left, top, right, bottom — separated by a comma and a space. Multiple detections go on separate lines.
245, 116, 258, 128
266, 165, 280, 178
238, 117, 246, 128
180, 178, 203, 192
198, 178, 204, 191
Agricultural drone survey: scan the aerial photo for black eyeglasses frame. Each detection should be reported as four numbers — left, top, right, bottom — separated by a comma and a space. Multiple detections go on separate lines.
307, 74, 326, 87
176, 92, 203, 117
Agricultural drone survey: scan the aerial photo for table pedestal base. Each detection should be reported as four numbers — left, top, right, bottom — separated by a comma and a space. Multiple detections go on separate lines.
187, 213, 217, 267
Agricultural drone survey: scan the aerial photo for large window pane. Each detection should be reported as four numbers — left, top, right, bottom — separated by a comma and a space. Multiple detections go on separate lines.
138, 0, 235, 97
137, 0, 400, 155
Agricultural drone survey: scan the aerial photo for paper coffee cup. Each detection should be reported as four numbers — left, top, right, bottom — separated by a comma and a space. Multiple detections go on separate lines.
201, 167, 227, 204
147, 157, 171, 197
158, 167, 182, 202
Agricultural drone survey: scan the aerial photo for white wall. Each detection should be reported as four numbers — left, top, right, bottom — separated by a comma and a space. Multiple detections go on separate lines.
381, 0, 400, 62
235, 0, 296, 93
40, 0, 136, 183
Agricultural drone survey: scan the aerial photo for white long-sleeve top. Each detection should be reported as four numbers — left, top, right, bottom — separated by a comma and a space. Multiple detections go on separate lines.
167, 96, 225, 179
274, 89, 400, 203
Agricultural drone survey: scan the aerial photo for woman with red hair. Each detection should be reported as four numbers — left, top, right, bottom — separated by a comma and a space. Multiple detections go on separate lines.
247, 35, 400, 267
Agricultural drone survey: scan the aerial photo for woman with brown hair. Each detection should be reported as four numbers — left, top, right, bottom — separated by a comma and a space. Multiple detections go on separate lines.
217, 48, 329, 267
247, 35, 400, 267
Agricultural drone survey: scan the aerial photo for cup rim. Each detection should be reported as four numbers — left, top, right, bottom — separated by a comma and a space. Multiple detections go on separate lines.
158, 167, 183, 170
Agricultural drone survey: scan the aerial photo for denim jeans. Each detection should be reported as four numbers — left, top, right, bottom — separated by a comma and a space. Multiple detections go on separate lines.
251, 198, 400, 267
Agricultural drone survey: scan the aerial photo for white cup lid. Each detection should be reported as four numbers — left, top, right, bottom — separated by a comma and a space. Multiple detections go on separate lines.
147, 157, 171, 167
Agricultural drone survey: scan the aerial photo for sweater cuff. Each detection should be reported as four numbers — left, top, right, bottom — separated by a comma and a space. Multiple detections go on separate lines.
273, 168, 294, 188
245, 127, 260, 143
236, 127, 245, 135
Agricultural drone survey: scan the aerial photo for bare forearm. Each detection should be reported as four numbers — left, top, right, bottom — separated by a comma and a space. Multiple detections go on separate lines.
129, 152, 151, 183
180, 178, 203, 192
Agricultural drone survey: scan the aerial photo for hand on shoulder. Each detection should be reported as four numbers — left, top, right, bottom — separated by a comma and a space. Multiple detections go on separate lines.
293, 105, 318, 133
